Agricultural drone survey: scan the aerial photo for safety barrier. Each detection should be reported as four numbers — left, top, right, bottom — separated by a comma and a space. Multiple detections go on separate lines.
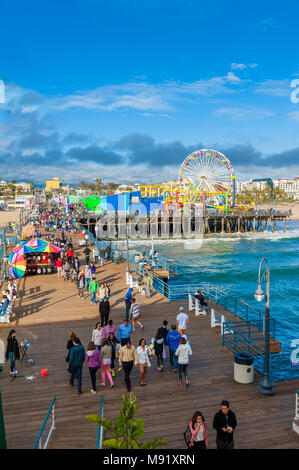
295, 391, 299, 420
33, 397, 56, 449
96, 395, 104, 449
222, 320, 266, 356
86, 227, 273, 334
292, 390, 299, 434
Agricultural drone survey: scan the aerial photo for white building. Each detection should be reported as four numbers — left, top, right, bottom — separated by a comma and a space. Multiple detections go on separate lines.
14, 182, 32, 192
235, 178, 299, 200
235, 180, 268, 193
272, 178, 299, 199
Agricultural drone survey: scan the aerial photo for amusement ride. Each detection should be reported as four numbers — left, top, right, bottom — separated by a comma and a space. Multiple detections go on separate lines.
138, 149, 248, 214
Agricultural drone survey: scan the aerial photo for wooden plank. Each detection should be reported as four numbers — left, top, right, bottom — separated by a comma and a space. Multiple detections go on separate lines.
0, 231, 297, 449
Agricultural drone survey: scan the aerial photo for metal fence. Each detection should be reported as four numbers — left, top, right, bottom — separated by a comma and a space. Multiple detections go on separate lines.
86, 227, 272, 335
33, 397, 56, 449
96, 395, 104, 449
296, 391, 299, 420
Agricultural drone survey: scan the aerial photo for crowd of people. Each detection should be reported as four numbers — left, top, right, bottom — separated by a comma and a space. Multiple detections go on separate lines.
64, 301, 193, 395
0, 279, 17, 323
2, 202, 239, 450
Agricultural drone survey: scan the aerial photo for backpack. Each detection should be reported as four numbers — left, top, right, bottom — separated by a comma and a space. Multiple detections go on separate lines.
183, 425, 192, 448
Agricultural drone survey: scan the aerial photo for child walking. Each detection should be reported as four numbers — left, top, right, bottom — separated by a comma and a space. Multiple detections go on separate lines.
100, 338, 114, 388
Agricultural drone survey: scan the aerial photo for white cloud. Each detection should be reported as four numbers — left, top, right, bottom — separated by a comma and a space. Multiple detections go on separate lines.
231, 63, 258, 71
287, 111, 299, 121
231, 63, 247, 70
254, 79, 290, 97
214, 107, 275, 120
51, 74, 246, 113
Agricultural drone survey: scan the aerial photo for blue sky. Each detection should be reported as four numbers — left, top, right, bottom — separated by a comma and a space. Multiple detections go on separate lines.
1, 0, 299, 183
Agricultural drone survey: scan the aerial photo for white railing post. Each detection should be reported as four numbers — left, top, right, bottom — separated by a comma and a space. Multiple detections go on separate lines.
293, 391, 299, 435
189, 293, 195, 311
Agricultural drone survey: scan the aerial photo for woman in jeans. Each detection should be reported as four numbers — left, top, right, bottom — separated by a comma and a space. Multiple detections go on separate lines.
107, 332, 120, 377
175, 336, 192, 387
136, 338, 152, 386
66, 331, 77, 372
189, 411, 208, 449
5, 329, 20, 375
100, 338, 114, 387
85, 341, 101, 394
153, 333, 164, 372
91, 322, 103, 352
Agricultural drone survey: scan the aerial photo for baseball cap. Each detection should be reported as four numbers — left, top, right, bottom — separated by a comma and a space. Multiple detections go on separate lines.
179, 307, 184, 311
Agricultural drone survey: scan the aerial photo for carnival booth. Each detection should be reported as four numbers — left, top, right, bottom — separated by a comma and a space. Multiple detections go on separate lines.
8, 238, 62, 278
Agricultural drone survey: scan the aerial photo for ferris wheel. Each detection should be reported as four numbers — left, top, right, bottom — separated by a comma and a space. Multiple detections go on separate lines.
178, 149, 234, 193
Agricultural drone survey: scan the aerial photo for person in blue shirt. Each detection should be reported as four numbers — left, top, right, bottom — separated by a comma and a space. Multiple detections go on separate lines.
125, 288, 133, 320
118, 319, 133, 346
165, 324, 181, 372
69, 337, 85, 395
0, 295, 9, 319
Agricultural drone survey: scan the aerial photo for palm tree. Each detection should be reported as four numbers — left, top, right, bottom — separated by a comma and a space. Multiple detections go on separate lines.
86, 393, 168, 449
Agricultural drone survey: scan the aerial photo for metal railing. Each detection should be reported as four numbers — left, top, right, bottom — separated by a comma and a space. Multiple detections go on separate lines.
33, 397, 56, 449
222, 320, 268, 356
295, 391, 299, 420
96, 395, 104, 449
86, 228, 275, 336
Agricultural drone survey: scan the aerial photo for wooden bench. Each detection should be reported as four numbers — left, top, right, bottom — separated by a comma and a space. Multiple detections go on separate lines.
0, 301, 12, 323
189, 294, 208, 316
210, 307, 230, 334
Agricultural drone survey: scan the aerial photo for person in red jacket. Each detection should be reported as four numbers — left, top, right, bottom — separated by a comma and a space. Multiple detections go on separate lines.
56, 257, 63, 279
67, 248, 74, 263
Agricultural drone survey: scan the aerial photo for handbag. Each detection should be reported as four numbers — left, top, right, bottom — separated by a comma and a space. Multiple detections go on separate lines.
183, 425, 192, 448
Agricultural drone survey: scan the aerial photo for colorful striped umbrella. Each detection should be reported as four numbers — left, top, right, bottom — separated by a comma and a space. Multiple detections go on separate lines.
26, 238, 49, 249
8, 250, 27, 278
22, 224, 35, 238
22, 238, 62, 254
40, 243, 62, 253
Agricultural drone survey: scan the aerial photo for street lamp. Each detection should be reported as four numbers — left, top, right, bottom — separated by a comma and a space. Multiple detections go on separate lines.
254, 257, 274, 395
125, 224, 129, 273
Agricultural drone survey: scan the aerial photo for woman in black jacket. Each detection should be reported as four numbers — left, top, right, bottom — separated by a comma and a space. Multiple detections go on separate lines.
66, 331, 79, 372
5, 329, 20, 376
99, 298, 110, 327
107, 332, 120, 377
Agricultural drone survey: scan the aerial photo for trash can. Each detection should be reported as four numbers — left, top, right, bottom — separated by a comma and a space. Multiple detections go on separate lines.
234, 352, 254, 384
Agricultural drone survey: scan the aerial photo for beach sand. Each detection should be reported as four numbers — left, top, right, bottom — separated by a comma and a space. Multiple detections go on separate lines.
256, 202, 299, 220
0, 210, 20, 227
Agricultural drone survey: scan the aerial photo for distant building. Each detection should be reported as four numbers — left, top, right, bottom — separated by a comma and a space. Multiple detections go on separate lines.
235, 177, 299, 200
235, 180, 268, 192
46, 178, 60, 192
14, 182, 32, 192
273, 178, 299, 199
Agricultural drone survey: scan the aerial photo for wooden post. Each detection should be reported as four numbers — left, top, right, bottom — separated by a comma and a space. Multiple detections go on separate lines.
253, 217, 256, 232
221, 217, 224, 233
0, 391, 7, 449
283, 219, 286, 233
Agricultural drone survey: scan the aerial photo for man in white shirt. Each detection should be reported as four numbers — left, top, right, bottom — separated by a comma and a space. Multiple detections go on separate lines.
176, 307, 189, 335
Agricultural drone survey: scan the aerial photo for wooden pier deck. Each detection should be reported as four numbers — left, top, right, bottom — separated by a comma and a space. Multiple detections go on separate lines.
81, 210, 290, 239
0, 234, 298, 449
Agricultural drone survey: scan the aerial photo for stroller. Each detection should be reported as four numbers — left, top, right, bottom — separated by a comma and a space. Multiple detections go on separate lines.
71, 270, 79, 284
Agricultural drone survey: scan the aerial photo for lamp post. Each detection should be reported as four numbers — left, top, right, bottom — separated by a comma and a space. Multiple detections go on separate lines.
126, 223, 129, 273
254, 257, 274, 395
2, 226, 8, 281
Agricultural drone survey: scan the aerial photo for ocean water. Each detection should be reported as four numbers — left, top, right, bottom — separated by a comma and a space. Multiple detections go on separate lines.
149, 220, 299, 382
